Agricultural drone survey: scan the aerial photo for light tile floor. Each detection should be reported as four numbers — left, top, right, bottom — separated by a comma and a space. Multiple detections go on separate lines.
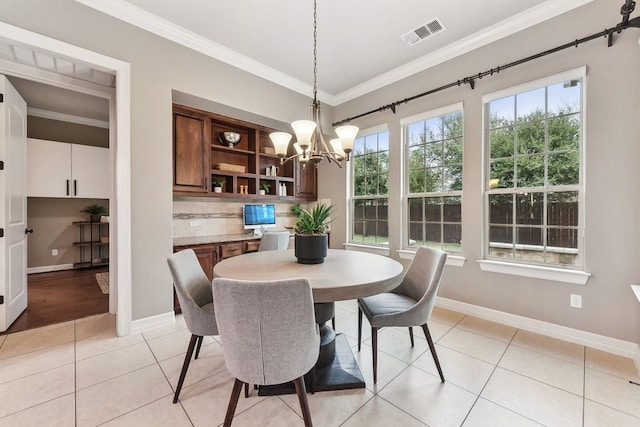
1, 301, 640, 426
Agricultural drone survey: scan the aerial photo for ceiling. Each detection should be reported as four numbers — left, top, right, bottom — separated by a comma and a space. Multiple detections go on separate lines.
76, 0, 593, 105
1, 0, 594, 123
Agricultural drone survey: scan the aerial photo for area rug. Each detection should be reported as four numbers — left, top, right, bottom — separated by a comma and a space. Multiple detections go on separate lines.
95, 272, 109, 294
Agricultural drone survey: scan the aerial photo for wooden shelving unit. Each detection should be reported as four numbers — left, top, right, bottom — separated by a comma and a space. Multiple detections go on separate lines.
173, 104, 316, 200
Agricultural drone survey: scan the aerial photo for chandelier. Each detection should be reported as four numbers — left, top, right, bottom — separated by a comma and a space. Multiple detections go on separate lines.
269, 0, 359, 168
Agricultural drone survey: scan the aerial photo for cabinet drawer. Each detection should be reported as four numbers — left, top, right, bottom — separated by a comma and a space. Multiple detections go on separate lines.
219, 243, 244, 259
245, 240, 260, 253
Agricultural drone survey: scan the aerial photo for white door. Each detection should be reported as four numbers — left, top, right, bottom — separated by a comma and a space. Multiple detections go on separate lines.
0, 76, 28, 332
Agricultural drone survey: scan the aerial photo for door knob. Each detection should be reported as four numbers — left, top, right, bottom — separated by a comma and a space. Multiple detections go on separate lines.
25, 228, 34, 234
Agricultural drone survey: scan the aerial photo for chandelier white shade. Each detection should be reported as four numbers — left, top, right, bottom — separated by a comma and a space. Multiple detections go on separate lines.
269, 0, 358, 167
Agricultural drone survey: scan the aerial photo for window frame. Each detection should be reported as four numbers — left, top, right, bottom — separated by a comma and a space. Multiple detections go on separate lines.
480, 66, 587, 277
347, 124, 390, 248
401, 102, 464, 253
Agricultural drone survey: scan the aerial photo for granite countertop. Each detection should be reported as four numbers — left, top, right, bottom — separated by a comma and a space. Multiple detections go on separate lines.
174, 230, 292, 247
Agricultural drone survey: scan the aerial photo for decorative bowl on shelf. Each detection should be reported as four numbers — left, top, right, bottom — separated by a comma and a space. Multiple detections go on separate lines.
219, 131, 241, 147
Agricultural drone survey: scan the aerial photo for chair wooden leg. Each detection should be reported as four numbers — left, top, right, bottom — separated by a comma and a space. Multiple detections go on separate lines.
371, 327, 378, 384
223, 378, 244, 427
194, 335, 204, 359
409, 326, 414, 347
422, 323, 445, 382
173, 334, 199, 403
357, 308, 363, 351
293, 376, 313, 427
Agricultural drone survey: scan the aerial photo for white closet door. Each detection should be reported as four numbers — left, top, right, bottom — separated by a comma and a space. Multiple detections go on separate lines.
27, 138, 71, 197
72, 144, 110, 199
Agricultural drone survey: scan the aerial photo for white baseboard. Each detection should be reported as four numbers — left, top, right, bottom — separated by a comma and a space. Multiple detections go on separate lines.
27, 264, 75, 274
436, 297, 639, 360
130, 311, 175, 335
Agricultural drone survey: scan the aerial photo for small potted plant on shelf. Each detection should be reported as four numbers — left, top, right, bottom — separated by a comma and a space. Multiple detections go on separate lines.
81, 204, 108, 222
212, 179, 225, 193
259, 183, 271, 196
293, 203, 335, 264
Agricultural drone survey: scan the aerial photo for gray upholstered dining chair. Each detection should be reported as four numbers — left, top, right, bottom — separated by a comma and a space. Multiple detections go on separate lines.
167, 249, 219, 403
357, 246, 447, 384
258, 230, 290, 251
213, 277, 320, 427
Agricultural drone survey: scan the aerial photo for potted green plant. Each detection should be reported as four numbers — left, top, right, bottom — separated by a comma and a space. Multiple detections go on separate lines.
212, 179, 225, 193
293, 203, 335, 264
82, 204, 108, 222
259, 183, 271, 196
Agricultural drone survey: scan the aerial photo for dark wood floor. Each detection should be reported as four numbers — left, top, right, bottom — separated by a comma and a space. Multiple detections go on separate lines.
1, 266, 109, 335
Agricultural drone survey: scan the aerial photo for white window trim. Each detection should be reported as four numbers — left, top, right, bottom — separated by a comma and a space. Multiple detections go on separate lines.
481, 66, 588, 275
347, 124, 390, 247
401, 101, 464, 254
397, 249, 465, 267
478, 260, 590, 285
344, 242, 390, 256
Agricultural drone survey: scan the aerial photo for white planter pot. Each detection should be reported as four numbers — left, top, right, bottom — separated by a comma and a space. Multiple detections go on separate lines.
214, 187, 222, 193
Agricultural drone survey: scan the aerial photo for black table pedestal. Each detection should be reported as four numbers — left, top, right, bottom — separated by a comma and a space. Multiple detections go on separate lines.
257, 302, 365, 396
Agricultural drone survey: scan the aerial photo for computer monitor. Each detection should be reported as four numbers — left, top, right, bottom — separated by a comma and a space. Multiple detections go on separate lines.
243, 204, 276, 236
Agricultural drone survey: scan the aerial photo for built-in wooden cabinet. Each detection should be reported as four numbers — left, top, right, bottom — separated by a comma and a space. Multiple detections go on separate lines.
173, 238, 260, 312
27, 138, 110, 198
173, 110, 209, 193
173, 104, 316, 200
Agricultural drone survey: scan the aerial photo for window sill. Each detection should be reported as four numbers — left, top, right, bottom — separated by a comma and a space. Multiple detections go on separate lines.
343, 243, 390, 256
477, 260, 590, 285
397, 250, 465, 267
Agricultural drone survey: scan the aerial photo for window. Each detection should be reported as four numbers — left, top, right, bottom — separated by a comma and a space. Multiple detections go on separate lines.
484, 69, 584, 268
403, 103, 463, 252
350, 127, 389, 246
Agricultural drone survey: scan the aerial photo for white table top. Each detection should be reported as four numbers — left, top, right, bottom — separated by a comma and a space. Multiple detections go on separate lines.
213, 249, 404, 303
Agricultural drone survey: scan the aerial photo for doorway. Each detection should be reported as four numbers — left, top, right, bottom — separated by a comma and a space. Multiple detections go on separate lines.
0, 22, 132, 336
2, 267, 109, 335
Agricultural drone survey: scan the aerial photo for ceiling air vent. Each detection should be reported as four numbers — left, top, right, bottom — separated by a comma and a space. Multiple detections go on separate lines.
401, 17, 446, 46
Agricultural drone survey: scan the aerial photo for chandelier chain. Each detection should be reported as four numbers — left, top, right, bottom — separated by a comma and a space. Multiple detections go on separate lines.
312, 0, 318, 102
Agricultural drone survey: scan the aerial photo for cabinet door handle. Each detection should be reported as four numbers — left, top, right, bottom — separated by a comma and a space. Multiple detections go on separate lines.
66, 179, 70, 196
204, 176, 208, 190
74, 180, 77, 196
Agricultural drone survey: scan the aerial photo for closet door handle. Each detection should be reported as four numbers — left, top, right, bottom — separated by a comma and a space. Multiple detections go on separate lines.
66, 179, 70, 196
74, 180, 77, 196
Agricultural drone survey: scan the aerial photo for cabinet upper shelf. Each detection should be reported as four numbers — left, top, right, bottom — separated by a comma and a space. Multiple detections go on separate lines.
172, 104, 316, 200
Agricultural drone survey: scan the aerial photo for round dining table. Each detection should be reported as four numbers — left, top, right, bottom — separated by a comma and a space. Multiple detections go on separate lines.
213, 248, 404, 392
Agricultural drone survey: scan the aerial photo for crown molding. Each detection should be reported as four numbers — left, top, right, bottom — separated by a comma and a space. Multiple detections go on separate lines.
331, 0, 593, 104
76, 0, 592, 107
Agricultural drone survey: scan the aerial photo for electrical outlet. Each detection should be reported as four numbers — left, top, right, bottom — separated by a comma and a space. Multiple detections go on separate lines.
570, 294, 582, 308
189, 220, 199, 227
51, 248, 58, 256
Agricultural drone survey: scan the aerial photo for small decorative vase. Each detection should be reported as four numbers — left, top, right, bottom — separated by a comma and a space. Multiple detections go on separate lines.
294, 234, 328, 264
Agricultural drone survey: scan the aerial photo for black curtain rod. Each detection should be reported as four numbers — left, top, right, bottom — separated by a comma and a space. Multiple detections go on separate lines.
332, 4, 640, 127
